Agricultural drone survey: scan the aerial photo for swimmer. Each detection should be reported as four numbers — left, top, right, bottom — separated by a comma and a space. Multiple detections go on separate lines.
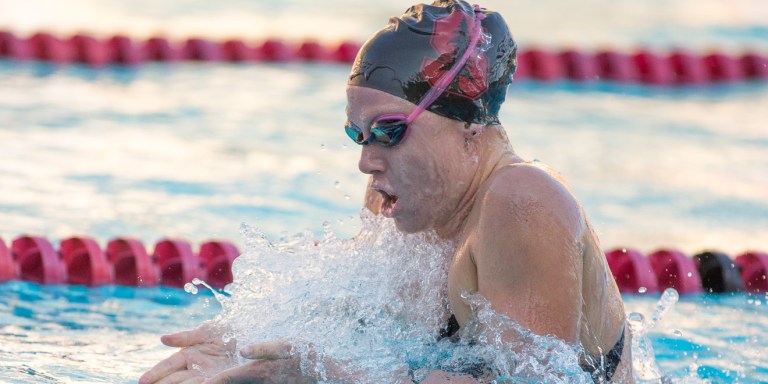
140, 1, 632, 383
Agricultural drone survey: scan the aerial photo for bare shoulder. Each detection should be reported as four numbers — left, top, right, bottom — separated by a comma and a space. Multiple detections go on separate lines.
474, 162, 586, 243
465, 162, 588, 341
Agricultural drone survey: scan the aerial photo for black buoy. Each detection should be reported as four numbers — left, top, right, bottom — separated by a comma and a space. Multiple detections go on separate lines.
693, 251, 745, 293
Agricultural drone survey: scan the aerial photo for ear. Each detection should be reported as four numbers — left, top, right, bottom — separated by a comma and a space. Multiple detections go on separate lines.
463, 123, 485, 139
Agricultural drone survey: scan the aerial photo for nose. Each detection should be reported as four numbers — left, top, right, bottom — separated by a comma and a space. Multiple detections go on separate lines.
358, 145, 385, 175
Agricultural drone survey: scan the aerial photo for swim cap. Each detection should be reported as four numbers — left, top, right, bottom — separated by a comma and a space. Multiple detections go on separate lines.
348, 0, 517, 125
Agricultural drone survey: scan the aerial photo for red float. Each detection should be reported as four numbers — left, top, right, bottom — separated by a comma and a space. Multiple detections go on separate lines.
60, 236, 113, 286
144, 37, 181, 61
28, 32, 74, 63
633, 50, 674, 86
595, 50, 637, 82
668, 50, 708, 85
648, 248, 702, 294
0, 30, 32, 60
0, 238, 19, 281
703, 52, 744, 82
258, 39, 295, 62
559, 50, 598, 82
198, 240, 240, 288
735, 251, 768, 293
605, 248, 659, 294
70, 34, 112, 67
740, 53, 768, 79
108, 35, 145, 65
520, 48, 562, 81
222, 39, 261, 62
297, 41, 332, 61
11, 236, 66, 284
182, 38, 223, 61
333, 41, 361, 63
106, 238, 159, 287
154, 239, 203, 288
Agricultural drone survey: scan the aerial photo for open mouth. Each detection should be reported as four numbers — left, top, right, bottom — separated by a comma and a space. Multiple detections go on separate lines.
377, 189, 398, 217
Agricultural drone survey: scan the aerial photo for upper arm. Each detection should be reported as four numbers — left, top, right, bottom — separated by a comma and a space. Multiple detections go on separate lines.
471, 165, 586, 343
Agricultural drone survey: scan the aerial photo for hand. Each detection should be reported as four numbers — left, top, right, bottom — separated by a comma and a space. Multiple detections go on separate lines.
139, 322, 236, 384
202, 340, 316, 384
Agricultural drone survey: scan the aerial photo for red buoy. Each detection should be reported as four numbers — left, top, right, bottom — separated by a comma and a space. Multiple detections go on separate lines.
182, 38, 223, 61
154, 239, 203, 288
559, 50, 598, 82
605, 248, 659, 294
0, 30, 32, 60
198, 240, 240, 289
144, 37, 180, 61
108, 35, 145, 65
595, 50, 638, 83
668, 50, 708, 85
648, 248, 702, 294
70, 34, 112, 67
60, 236, 113, 286
333, 41, 361, 63
11, 236, 66, 284
28, 32, 74, 63
522, 48, 563, 81
222, 39, 261, 62
106, 238, 158, 287
633, 50, 674, 86
735, 251, 768, 293
258, 39, 295, 62
740, 52, 768, 80
297, 41, 332, 61
703, 52, 744, 82
0, 237, 19, 281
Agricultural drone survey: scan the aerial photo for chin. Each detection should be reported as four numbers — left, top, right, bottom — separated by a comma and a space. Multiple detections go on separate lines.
393, 216, 428, 234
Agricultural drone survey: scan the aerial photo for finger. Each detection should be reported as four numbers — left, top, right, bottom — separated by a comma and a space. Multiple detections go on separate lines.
201, 362, 264, 384
139, 351, 188, 384
240, 340, 292, 360
179, 377, 205, 384
181, 376, 205, 384
155, 370, 203, 384
162, 327, 211, 348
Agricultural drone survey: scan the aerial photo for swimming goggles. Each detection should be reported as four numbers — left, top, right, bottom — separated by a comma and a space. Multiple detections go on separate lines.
345, 5, 486, 148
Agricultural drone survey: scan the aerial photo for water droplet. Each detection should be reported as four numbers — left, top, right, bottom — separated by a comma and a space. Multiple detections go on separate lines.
184, 283, 198, 294
687, 272, 693, 277
334, 181, 341, 189
638, 287, 648, 294
320, 143, 325, 150
344, 194, 350, 200
673, 330, 682, 337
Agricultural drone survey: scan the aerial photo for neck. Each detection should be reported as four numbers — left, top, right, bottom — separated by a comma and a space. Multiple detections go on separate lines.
434, 126, 520, 240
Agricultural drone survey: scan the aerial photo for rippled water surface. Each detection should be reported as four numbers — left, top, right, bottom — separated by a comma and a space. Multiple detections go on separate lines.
1, 0, 767, 382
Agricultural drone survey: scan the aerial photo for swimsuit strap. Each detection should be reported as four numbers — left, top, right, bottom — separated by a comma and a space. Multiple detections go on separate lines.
580, 324, 626, 382
439, 314, 461, 340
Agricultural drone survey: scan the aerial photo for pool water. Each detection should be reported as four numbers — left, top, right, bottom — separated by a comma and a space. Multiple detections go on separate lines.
1, 0, 767, 382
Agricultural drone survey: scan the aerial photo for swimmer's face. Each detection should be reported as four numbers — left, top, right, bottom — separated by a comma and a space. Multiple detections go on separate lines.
346, 86, 478, 234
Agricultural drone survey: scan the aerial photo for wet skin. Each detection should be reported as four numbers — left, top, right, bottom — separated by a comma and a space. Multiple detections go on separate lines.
140, 86, 634, 384
351, 86, 634, 382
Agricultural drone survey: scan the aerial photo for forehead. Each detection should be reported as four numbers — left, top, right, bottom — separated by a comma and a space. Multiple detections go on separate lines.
345, 86, 415, 124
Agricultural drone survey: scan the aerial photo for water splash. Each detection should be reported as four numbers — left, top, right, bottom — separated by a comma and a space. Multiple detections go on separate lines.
204, 211, 593, 382
629, 288, 680, 383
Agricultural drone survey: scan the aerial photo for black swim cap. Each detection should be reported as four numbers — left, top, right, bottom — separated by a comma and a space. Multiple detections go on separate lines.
348, 0, 517, 125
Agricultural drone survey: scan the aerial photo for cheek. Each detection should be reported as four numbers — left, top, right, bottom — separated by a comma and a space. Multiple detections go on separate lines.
397, 148, 452, 202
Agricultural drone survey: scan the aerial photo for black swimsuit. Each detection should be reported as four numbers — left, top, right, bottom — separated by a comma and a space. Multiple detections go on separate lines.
439, 315, 626, 383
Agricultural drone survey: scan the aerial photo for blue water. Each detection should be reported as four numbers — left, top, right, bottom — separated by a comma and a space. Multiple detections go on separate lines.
1, 0, 767, 382
1, 281, 767, 382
